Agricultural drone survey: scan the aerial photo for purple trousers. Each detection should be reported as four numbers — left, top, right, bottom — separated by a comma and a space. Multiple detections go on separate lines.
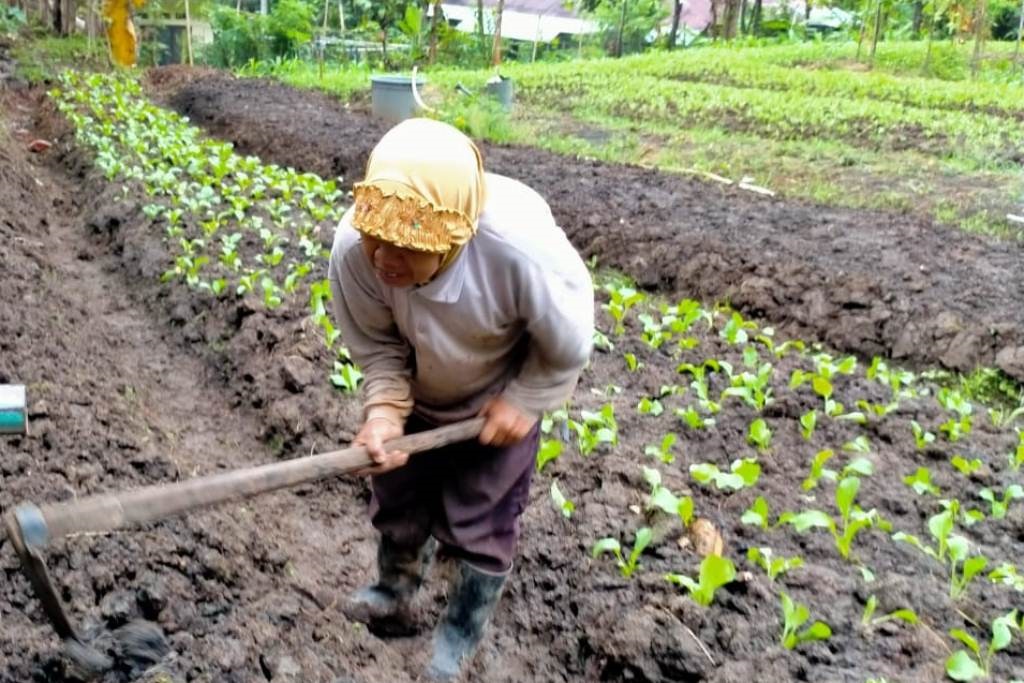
369, 415, 539, 574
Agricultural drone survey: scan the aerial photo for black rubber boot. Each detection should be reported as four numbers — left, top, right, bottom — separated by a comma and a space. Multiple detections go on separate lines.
425, 561, 508, 681
343, 536, 433, 627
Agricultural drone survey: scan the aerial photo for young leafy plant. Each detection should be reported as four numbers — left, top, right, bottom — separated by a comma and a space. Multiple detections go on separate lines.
642, 466, 694, 526
645, 432, 678, 464
550, 480, 575, 519
978, 485, 1023, 520
800, 409, 817, 441
690, 459, 761, 492
747, 418, 772, 451
329, 361, 363, 393
903, 467, 941, 496
911, 420, 936, 450
801, 450, 874, 491
666, 554, 736, 607
570, 403, 618, 455
741, 496, 772, 529
779, 592, 832, 650
951, 455, 982, 477
747, 546, 803, 582
861, 595, 919, 630
536, 438, 564, 472
945, 611, 1020, 682
637, 397, 663, 416
1012, 428, 1024, 471
592, 527, 653, 579
893, 502, 988, 599
780, 476, 889, 561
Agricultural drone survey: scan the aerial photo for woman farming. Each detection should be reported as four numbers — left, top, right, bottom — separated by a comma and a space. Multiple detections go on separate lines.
328, 118, 593, 681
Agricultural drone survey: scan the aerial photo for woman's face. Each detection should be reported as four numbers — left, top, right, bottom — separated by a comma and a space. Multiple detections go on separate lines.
361, 234, 443, 288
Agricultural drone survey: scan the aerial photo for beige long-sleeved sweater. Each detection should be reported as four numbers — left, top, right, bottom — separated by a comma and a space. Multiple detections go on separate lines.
328, 173, 594, 425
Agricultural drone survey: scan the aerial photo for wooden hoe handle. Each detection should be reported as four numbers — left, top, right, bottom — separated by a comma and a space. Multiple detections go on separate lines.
9, 417, 485, 550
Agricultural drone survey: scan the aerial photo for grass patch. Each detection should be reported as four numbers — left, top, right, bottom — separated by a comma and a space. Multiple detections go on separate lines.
11, 34, 108, 83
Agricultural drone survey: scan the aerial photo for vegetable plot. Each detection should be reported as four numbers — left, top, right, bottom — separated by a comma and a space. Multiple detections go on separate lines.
51, 71, 359, 389
536, 279, 1024, 681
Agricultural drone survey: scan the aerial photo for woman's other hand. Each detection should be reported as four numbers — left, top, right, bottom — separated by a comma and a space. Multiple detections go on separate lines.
479, 397, 537, 447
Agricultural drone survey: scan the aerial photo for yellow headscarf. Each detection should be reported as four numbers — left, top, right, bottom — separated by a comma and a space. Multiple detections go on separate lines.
351, 119, 487, 271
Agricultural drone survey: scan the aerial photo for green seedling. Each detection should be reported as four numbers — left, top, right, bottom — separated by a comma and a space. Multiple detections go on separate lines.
329, 361, 363, 393
773, 339, 806, 359
742, 345, 759, 368
592, 527, 652, 579
637, 397, 663, 416
1011, 429, 1024, 471
951, 455, 982, 477
747, 418, 772, 451
945, 610, 1020, 682
535, 438, 564, 472
856, 399, 900, 418
549, 480, 574, 519
780, 476, 888, 561
779, 592, 832, 650
940, 416, 973, 443
741, 496, 772, 529
720, 310, 757, 345
642, 466, 694, 525
843, 435, 872, 454
624, 352, 644, 372
541, 407, 569, 435
666, 554, 736, 607
747, 546, 803, 582
602, 283, 645, 336
592, 329, 614, 352
868, 358, 916, 397
893, 502, 987, 599
937, 387, 974, 419
978, 485, 1023, 520
911, 421, 936, 450
988, 563, 1024, 592
800, 409, 817, 441
987, 404, 1024, 428
644, 432, 678, 464
569, 403, 618, 456
861, 595, 918, 630
690, 459, 761, 492
721, 362, 774, 411
802, 450, 874, 491
676, 406, 715, 430
904, 467, 941, 496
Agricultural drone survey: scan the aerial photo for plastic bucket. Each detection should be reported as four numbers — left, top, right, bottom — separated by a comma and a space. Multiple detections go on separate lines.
370, 74, 426, 122
484, 75, 514, 111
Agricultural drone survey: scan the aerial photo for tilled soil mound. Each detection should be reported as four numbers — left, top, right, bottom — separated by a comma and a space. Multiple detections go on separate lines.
1, 62, 1023, 683
150, 68, 1024, 383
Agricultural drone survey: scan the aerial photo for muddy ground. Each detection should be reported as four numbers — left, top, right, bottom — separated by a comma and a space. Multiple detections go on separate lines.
1, 55, 1023, 683
148, 68, 1024, 384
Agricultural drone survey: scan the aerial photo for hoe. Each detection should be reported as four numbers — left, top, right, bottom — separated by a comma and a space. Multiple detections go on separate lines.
3, 399, 483, 674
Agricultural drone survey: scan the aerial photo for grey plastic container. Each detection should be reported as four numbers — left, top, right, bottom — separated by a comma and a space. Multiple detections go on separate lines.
484, 75, 514, 111
370, 74, 426, 122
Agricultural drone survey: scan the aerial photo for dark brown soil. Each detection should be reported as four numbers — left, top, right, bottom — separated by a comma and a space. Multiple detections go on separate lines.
1, 59, 1023, 683
149, 69, 1024, 385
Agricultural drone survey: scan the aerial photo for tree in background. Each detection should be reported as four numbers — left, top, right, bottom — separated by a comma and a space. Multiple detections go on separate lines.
592, 0, 666, 56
